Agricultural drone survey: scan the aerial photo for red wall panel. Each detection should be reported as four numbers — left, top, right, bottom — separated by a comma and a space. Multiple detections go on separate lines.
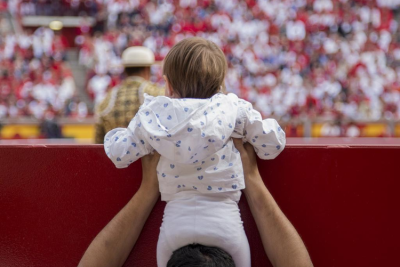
0, 145, 399, 267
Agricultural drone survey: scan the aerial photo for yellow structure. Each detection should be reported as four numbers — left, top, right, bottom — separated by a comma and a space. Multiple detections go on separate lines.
1, 122, 399, 141
1, 124, 94, 140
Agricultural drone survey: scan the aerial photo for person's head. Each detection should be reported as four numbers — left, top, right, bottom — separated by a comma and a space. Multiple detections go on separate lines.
167, 244, 235, 267
163, 37, 227, 99
122, 46, 154, 80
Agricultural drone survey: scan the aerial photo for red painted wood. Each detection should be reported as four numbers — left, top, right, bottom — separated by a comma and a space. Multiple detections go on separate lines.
0, 145, 399, 267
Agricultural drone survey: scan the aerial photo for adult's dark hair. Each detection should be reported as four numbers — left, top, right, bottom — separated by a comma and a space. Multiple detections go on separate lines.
167, 244, 235, 267
124, 66, 148, 76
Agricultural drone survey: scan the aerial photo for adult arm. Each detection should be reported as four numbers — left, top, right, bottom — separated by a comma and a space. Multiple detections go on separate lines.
233, 139, 313, 267
78, 152, 161, 267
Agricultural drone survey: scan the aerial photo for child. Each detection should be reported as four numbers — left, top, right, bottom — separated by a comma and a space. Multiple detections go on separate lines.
104, 37, 286, 266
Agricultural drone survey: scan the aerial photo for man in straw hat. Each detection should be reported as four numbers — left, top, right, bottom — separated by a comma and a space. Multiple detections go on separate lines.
94, 46, 163, 144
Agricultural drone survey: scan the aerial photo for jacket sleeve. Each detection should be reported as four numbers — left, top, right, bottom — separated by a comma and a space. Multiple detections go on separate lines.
94, 91, 112, 144
233, 100, 286, 160
94, 117, 106, 144
104, 116, 153, 168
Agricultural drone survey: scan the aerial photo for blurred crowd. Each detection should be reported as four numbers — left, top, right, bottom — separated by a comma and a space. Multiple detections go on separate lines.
0, 27, 88, 119
75, 0, 400, 123
6, 0, 100, 16
2, 0, 400, 127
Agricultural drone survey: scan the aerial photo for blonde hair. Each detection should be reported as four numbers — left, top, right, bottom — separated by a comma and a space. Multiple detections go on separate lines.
163, 37, 227, 99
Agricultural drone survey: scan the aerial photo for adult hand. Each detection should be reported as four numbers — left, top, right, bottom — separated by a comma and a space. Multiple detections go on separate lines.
232, 139, 260, 184
140, 151, 161, 191
232, 138, 313, 267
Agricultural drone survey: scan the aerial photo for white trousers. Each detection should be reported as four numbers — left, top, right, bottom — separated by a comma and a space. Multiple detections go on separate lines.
157, 193, 251, 267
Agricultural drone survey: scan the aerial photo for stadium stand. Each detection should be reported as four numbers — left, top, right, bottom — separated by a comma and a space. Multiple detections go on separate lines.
74, 0, 400, 123
1, 0, 400, 139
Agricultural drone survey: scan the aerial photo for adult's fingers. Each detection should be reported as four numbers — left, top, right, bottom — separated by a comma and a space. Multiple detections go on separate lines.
150, 151, 161, 164
232, 139, 257, 163
141, 151, 161, 169
243, 142, 257, 164
232, 138, 246, 155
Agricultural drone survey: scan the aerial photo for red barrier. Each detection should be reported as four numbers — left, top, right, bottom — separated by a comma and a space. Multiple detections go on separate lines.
1, 145, 399, 267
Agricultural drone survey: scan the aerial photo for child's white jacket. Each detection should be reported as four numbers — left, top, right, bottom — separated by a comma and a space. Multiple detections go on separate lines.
105, 93, 286, 201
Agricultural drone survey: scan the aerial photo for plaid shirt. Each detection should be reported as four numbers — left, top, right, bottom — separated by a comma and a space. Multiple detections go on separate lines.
94, 76, 164, 144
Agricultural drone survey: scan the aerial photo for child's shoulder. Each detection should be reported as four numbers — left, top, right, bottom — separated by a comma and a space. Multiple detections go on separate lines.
211, 92, 242, 103
143, 93, 168, 105
142, 92, 251, 111
224, 93, 252, 107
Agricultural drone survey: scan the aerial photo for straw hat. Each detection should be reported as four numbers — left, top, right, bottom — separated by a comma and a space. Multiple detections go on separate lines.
121, 46, 155, 67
